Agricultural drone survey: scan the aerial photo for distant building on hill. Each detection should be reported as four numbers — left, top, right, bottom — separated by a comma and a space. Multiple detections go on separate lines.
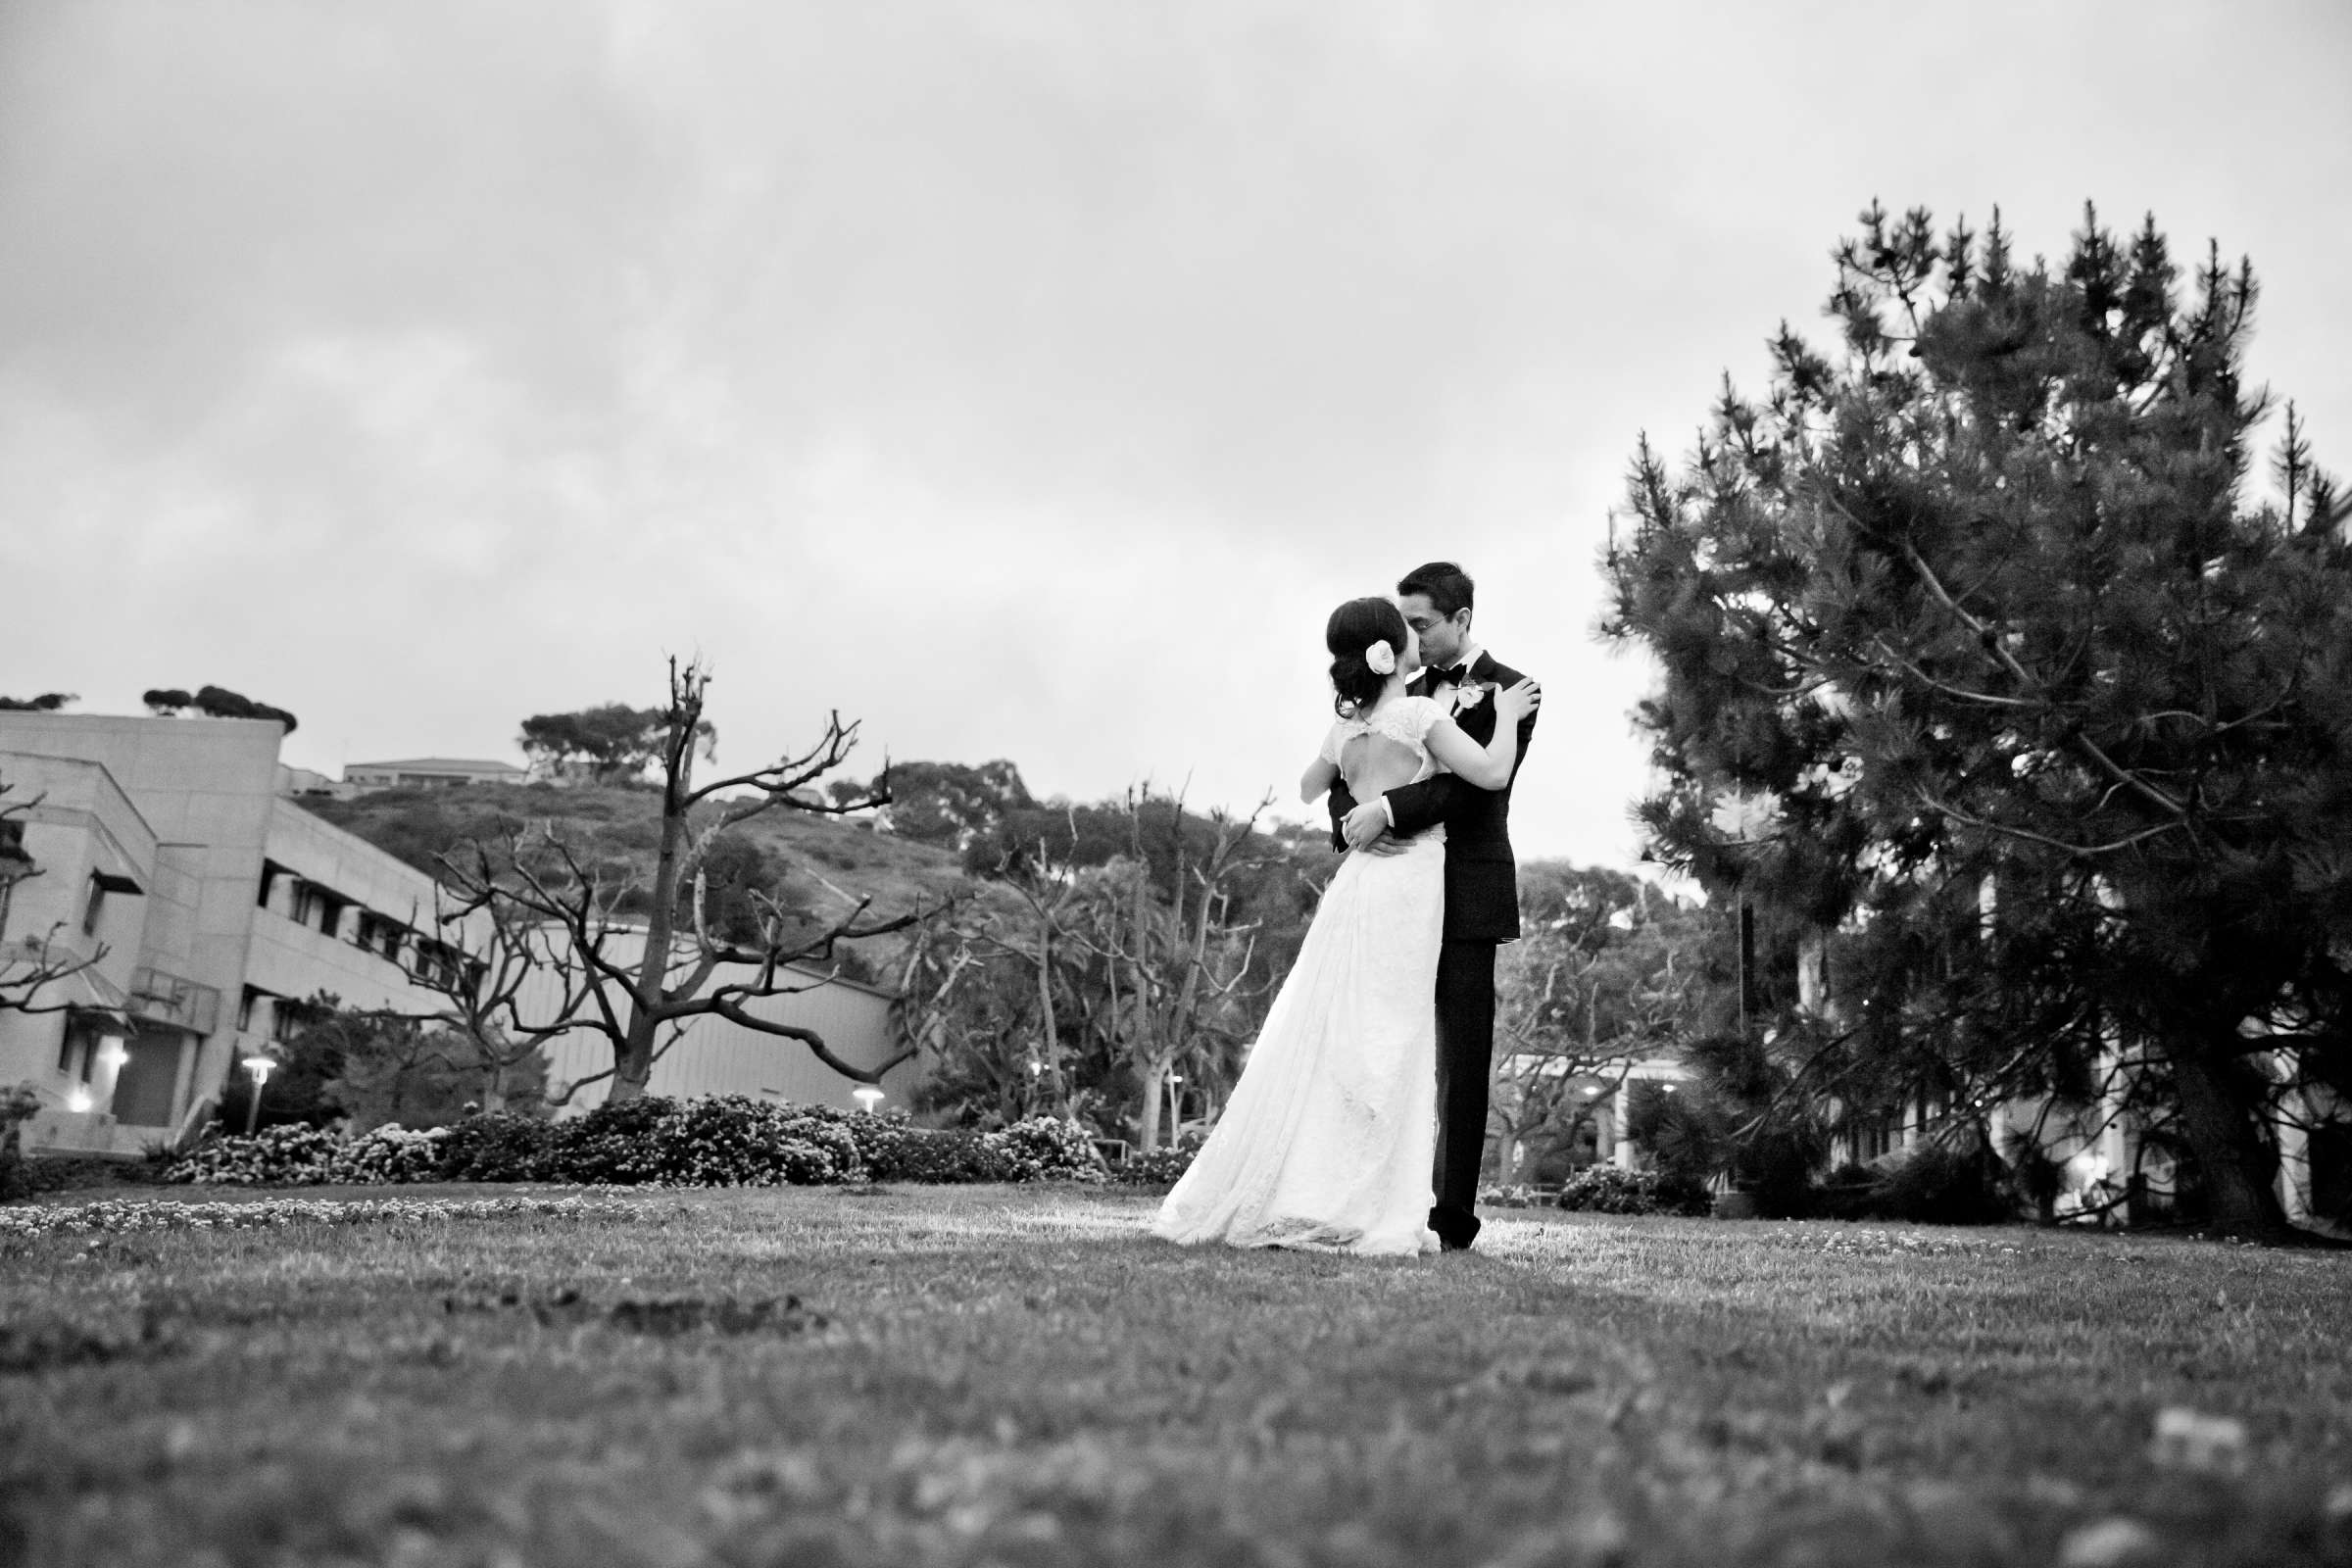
274, 763, 352, 802
0, 712, 487, 1155
344, 757, 528, 793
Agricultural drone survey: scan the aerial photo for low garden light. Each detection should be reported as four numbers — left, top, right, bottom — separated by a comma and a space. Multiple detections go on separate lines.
852, 1086, 886, 1114
65, 1087, 92, 1113
241, 1054, 277, 1134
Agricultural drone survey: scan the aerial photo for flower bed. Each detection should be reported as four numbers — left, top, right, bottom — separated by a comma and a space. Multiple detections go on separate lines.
1110, 1143, 1200, 1187
156, 1097, 1109, 1191
1551, 1165, 1716, 1217
0, 1195, 649, 1242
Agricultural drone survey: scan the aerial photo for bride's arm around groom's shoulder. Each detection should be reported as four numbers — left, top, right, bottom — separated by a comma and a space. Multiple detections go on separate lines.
1367, 660, 1540, 842
1420, 681, 1538, 791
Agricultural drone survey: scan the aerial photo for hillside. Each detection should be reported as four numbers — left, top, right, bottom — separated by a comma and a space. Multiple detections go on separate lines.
303, 782, 972, 971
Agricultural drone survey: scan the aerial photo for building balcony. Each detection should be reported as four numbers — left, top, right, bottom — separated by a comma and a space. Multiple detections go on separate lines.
126, 965, 222, 1036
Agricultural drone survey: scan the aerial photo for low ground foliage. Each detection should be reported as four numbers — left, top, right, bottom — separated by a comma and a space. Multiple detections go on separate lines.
2, 1186, 2348, 1566
160, 1097, 1109, 1189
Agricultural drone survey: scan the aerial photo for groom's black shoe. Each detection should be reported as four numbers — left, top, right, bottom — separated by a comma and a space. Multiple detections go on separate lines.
1431, 1206, 1481, 1252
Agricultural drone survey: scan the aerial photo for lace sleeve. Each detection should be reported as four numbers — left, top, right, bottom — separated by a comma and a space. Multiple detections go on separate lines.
1405, 695, 1448, 745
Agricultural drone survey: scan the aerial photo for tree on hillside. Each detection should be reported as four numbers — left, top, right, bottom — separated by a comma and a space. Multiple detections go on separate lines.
518, 703, 710, 783
1603, 201, 2352, 1241
0, 772, 115, 1019
829, 759, 1031, 847
143, 685, 300, 733
0, 693, 75, 711
445, 660, 920, 1102
145, 685, 301, 732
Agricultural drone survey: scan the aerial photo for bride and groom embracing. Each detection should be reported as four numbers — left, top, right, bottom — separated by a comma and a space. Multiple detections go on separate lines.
1154, 562, 1541, 1257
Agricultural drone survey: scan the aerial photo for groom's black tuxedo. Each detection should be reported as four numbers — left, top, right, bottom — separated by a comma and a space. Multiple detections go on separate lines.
1328, 649, 1536, 1250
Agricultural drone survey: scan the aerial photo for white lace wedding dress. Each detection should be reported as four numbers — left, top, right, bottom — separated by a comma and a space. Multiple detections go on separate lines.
1153, 696, 1448, 1256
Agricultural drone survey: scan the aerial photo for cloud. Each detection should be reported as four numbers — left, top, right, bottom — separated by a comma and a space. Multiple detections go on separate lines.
3, 0, 2349, 869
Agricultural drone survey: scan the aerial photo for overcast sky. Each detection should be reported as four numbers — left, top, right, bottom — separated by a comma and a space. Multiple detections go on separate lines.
4, 1, 2348, 866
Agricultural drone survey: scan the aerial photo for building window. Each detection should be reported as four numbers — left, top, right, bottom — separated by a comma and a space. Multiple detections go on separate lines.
258, 861, 285, 910
57, 1028, 77, 1075
81, 874, 106, 937
237, 986, 264, 1033
270, 999, 314, 1046
355, 910, 407, 961
288, 881, 346, 937
411, 940, 463, 990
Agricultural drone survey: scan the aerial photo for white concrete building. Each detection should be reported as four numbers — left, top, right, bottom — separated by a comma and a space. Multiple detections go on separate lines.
0, 713, 481, 1154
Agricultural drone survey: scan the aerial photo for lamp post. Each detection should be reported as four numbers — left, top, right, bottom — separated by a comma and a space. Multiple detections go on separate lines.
241, 1054, 276, 1134
852, 1085, 886, 1114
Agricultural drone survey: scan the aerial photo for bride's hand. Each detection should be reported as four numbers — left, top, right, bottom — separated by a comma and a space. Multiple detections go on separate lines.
1492, 678, 1542, 722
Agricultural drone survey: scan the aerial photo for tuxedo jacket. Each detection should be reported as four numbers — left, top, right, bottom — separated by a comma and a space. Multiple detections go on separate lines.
1327, 650, 1536, 944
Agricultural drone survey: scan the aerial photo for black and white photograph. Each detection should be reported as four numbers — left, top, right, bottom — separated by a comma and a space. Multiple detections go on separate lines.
3, 3, 2350, 1565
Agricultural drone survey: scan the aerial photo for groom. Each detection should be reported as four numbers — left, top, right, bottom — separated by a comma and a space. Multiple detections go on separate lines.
1328, 562, 1537, 1252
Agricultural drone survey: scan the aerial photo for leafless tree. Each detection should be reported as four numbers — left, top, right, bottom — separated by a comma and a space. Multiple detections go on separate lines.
1068, 788, 1279, 1151
439, 658, 927, 1103
393, 893, 593, 1110
0, 772, 117, 1020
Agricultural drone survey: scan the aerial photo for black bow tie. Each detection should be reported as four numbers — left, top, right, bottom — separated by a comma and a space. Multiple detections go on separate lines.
1434, 662, 1474, 685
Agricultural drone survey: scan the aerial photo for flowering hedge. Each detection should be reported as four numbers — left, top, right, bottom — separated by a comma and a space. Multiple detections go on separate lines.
0, 1195, 647, 1242
1111, 1143, 1200, 1187
1551, 1165, 1715, 1217
159, 1097, 1109, 1190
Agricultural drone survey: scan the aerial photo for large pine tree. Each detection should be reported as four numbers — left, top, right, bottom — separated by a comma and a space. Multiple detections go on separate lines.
1605, 202, 2352, 1241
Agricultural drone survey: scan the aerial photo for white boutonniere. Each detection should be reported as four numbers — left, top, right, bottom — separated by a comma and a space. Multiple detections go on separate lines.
1450, 682, 1488, 712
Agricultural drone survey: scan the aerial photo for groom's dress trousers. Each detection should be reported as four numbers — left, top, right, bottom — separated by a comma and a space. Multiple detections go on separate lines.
1328, 650, 1536, 1250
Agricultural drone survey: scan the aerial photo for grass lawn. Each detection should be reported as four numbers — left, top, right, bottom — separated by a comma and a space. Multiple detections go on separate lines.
4, 1185, 2350, 1568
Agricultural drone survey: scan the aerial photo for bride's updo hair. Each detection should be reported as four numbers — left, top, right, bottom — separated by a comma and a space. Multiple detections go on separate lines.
1326, 596, 1410, 717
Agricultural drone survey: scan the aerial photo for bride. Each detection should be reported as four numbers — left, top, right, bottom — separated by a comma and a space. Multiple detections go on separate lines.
1153, 596, 1538, 1255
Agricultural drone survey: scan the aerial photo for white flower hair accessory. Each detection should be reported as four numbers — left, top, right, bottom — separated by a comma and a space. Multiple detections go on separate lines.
1364, 640, 1397, 675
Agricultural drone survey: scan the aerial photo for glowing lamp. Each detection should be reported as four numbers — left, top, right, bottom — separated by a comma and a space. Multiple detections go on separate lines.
852, 1086, 886, 1113
97, 1035, 129, 1071
66, 1087, 93, 1113
240, 1054, 278, 1133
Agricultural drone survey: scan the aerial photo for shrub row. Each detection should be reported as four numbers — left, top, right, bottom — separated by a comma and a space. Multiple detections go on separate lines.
1109, 1144, 1200, 1188
165, 1097, 1109, 1189
0, 1195, 647, 1242
1553, 1165, 1716, 1217
1476, 1168, 1717, 1217
1808, 1145, 2016, 1225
